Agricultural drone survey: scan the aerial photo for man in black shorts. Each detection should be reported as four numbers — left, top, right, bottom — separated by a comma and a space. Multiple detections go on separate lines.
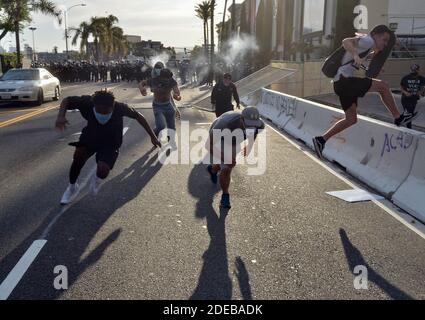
55, 90, 161, 205
205, 107, 265, 209
400, 64, 425, 129
313, 25, 416, 159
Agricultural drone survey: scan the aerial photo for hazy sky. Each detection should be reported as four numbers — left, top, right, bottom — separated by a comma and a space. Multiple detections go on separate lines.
2, 0, 237, 53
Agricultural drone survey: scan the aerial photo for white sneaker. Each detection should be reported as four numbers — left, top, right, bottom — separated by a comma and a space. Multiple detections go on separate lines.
60, 183, 80, 205
90, 175, 102, 196
169, 140, 178, 151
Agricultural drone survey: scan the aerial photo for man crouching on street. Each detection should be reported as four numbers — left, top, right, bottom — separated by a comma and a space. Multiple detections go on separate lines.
55, 90, 161, 205
205, 107, 265, 209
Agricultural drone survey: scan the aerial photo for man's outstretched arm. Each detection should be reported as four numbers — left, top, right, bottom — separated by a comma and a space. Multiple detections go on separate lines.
135, 112, 161, 148
55, 97, 71, 132
172, 85, 181, 101
233, 84, 240, 109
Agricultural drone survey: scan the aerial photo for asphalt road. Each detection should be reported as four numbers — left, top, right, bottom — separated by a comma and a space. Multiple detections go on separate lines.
0, 81, 424, 300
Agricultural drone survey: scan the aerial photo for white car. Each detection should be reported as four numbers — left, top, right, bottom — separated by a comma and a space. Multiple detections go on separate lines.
0, 68, 61, 105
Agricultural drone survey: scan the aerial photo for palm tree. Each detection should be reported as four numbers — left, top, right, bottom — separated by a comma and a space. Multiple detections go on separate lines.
71, 21, 91, 56
72, 15, 128, 61
221, 0, 228, 49
98, 15, 128, 60
195, 1, 212, 55
88, 17, 106, 61
210, 0, 216, 66
0, 1, 14, 41
0, 0, 62, 67
103, 25, 128, 59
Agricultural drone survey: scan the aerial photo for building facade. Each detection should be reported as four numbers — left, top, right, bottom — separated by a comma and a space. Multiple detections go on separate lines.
221, 0, 425, 65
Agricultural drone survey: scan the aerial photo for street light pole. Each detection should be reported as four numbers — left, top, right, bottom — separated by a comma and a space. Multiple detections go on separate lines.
29, 27, 37, 62
210, 0, 216, 84
64, 11, 68, 58
64, 4, 87, 60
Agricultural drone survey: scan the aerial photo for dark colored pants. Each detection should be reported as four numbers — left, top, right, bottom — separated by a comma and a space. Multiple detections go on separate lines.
401, 96, 418, 129
215, 105, 234, 118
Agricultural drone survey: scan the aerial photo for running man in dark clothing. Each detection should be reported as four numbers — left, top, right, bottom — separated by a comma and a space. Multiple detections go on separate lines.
313, 25, 416, 159
400, 64, 425, 129
205, 107, 265, 209
211, 73, 240, 118
55, 90, 161, 205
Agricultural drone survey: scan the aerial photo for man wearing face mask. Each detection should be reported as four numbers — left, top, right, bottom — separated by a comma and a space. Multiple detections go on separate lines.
55, 90, 161, 205
211, 73, 240, 118
400, 64, 425, 129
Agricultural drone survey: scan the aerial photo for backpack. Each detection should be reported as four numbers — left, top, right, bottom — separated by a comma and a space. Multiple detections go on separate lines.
322, 47, 371, 78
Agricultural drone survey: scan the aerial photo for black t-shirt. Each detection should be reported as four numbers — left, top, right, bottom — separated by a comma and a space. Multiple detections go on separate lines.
66, 95, 139, 149
401, 74, 425, 101
211, 82, 240, 108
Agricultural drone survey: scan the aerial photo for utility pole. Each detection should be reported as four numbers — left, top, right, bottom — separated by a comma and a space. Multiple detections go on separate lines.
64, 4, 86, 60
210, 0, 216, 84
221, 0, 228, 52
231, 0, 236, 32
29, 27, 37, 62
15, 0, 22, 68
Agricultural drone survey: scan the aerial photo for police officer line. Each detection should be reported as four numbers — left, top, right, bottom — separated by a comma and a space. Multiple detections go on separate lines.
245, 88, 425, 223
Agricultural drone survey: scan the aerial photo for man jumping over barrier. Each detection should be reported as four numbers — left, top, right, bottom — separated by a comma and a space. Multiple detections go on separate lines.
313, 25, 417, 159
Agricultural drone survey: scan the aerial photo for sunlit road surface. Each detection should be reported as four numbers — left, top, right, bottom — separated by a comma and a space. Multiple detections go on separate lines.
0, 81, 424, 300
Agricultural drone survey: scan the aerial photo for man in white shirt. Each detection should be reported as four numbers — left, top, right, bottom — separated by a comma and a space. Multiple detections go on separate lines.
313, 25, 416, 159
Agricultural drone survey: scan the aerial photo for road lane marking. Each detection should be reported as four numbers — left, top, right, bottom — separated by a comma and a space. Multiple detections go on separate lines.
266, 123, 425, 240
0, 126, 132, 299
0, 105, 58, 129
0, 108, 45, 113
0, 240, 47, 300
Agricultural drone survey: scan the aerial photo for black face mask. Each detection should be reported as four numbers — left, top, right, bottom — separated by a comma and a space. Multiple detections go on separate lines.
411, 71, 419, 76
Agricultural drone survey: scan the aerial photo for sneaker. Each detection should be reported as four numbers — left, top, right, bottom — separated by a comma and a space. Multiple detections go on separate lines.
207, 165, 218, 184
169, 140, 178, 151
60, 183, 80, 205
395, 112, 418, 127
90, 175, 101, 196
220, 193, 231, 209
312, 137, 326, 160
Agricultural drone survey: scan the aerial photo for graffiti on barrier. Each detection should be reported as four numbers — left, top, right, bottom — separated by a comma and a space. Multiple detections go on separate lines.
380, 132, 414, 157
262, 91, 297, 118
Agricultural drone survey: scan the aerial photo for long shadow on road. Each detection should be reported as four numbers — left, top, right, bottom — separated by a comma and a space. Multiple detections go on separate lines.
188, 164, 252, 300
339, 229, 413, 300
3, 147, 162, 299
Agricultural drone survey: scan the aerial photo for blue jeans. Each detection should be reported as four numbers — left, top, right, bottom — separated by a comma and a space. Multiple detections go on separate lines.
153, 101, 176, 136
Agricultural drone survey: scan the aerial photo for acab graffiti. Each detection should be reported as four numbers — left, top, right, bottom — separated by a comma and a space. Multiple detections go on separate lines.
262, 92, 297, 118
381, 132, 414, 157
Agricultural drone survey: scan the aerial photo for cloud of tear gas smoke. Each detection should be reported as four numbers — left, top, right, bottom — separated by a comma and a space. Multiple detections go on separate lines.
192, 53, 210, 84
149, 52, 171, 69
220, 34, 259, 67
